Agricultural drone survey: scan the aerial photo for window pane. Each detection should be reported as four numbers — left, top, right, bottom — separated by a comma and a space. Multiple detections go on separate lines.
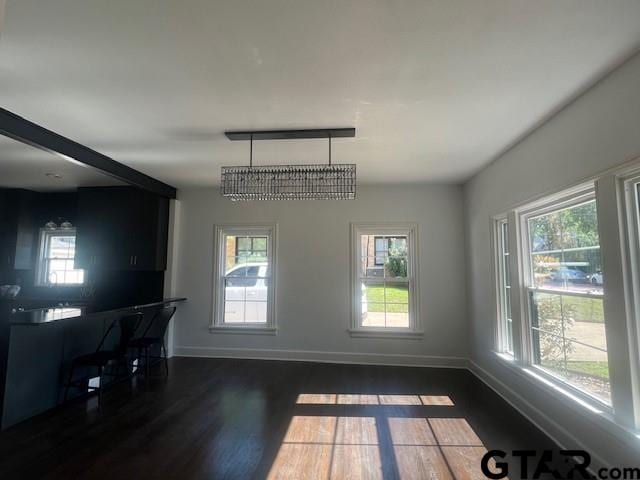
252, 237, 267, 251
497, 220, 513, 354
245, 301, 268, 323
374, 237, 386, 264
386, 255, 408, 279
530, 290, 610, 404
224, 278, 247, 301
564, 340, 610, 405
358, 232, 412, 330
237, 237, 251, 251
532, 330, 567, 379
225, 258, 269, 276
49, 235, 76, 259
389, 237, 407, 252
221, 232, 270, 325
361, 279, 409, 328
533, 329, 610, 404
362, 303, 385, 327
49, 259, 67, 272
224, 301, 245, 323
528, 200, 602, 294
40, 232, 84, 285
385, 281, 409, 305
361, 257, 384, 278
385, 304, 409, 328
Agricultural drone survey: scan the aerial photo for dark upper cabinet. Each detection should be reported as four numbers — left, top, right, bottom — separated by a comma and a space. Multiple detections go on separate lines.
75, 187, 169, 271
0, 189, 36, 272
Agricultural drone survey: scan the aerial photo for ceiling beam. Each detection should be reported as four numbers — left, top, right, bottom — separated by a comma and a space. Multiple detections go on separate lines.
0, 108, 177, 199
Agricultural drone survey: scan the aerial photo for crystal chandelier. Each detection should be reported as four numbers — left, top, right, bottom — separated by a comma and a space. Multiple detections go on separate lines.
221, 128, 356, 201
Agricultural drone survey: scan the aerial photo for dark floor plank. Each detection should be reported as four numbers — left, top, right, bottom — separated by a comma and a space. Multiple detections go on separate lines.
0, 358, 567, 479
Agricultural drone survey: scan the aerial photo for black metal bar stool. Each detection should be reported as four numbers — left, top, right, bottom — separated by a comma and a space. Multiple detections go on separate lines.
64, 312, 143, 408
129, 306, 176, 380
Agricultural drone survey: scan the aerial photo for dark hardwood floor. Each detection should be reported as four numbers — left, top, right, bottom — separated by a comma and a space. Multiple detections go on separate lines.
0, 358, 567, 479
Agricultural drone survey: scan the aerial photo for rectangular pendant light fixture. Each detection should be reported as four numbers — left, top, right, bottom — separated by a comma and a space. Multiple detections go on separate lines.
221, 128, 356, 201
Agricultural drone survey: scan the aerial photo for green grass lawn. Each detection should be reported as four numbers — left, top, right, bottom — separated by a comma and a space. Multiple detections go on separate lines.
365, 284, 408, 312
544, 360, 609, 380
567, 361, 609, 379
538, 293, 604, 323
563, 296, 604, 323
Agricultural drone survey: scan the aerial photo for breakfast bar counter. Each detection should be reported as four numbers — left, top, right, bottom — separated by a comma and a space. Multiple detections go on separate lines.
0, 297, 186, 429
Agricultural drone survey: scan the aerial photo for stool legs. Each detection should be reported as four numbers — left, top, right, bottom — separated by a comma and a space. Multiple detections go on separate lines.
63, 362, 76, 402
162, 339, 169, 376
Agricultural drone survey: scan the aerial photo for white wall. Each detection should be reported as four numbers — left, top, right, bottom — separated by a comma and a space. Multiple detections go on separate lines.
464, 51, 640, 467
172, 184, 468, 366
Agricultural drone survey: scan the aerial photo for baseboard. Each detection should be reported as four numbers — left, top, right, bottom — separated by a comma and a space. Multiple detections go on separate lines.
468, 359, 610, 471
173, 346, 469, 369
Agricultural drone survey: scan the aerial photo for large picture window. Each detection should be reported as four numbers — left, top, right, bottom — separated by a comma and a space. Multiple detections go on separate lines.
351, 223, 420, 336
212, 225, 276, 332
524, 192, 610, 404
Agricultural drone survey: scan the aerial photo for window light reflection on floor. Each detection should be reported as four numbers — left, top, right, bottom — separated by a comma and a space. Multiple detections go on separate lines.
295, 393, 454, 406
268, 415, 497, 480
268, 416, 383, 480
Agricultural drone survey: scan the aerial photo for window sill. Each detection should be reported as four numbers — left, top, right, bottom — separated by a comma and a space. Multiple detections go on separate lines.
492, 351, 611, 412
209, 325, 277, 335
348, 328, 424, 339
490, 351, 640, 448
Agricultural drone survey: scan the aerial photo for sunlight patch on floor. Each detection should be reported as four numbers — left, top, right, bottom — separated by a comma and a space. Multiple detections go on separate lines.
295, 393, 454, 406
268, 416, 382, 480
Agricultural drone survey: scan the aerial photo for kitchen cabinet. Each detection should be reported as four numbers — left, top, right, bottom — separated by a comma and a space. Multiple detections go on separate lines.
0, 189, 36, 272
75, 187, 169, 271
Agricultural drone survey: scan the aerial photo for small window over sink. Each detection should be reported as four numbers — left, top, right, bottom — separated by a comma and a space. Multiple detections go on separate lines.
36, 229, 85, 286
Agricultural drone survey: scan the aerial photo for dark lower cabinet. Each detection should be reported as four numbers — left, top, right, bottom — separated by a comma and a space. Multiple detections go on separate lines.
75, 187, 169, 271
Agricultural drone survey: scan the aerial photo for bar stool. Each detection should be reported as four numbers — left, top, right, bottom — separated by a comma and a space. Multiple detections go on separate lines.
129, 306, 176, 380
64, 312, 143, 408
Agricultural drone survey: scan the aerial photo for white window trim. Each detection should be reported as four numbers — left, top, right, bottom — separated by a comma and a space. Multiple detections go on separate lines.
35, 228, 84, 287
349, 222, 422, 338
516, 184, 617, 411
492, 215, 513, 356
210, 223, 277, 335
488, 159, 640, 444
616, 170, 640, 429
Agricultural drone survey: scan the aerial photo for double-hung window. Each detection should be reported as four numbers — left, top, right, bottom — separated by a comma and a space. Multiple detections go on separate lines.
522, 189, 610, 405
212, 224, 276, 332
494, 218, 514, 355
36, 229, 84, 286
351, 223, 420, 336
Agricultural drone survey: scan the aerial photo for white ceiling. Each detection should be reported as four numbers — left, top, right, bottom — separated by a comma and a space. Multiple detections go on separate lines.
0, 135, 124, 191
1, 1, 639, 187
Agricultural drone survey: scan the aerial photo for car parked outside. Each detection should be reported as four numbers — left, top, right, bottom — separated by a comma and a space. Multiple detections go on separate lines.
224, 263, 268, 323
549, 266, 588, 284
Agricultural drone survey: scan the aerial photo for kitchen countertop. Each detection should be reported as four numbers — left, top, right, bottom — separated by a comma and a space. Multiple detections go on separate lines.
9, 297, 186, 326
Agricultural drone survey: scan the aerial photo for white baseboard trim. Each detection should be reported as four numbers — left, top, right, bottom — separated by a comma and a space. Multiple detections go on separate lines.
468, 359, 610, 471
173, 346, 469, 369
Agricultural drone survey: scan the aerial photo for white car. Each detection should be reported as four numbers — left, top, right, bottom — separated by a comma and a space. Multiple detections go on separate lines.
224, 263, 269, 323
589, 271, 603, 285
